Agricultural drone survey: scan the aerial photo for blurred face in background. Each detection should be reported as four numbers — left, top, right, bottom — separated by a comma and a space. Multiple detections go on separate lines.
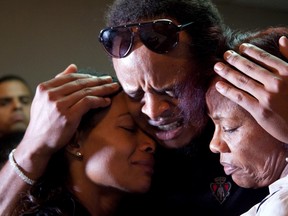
0, 80, 32, 137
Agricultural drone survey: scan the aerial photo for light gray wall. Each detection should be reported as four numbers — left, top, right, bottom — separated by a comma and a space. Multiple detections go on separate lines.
1, 0, 288, 91
0, 0, 114, 91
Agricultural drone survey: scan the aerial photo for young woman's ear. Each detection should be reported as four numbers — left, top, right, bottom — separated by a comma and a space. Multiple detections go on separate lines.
65, 132, 83, 160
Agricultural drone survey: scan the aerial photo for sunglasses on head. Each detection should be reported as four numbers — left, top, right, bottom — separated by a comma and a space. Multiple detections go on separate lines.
98, 19, 193, 58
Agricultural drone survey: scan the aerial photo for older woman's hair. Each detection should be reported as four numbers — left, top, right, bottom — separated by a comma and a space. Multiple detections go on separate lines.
231, 26, 288, 61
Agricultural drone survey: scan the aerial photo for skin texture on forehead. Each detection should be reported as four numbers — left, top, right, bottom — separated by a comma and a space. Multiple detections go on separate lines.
114, 48, 190, 92
206, 79, 241, 117
0, 78, 31, 104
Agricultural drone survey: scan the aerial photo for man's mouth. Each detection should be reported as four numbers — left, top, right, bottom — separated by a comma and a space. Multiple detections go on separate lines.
153, 121, 183, 141
157, 121, 181, 131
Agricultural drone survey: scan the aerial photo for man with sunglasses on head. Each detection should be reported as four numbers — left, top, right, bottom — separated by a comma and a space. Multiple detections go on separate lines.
98, 1, 274, 215
1, 0, 288, 215
99, 0, 288, 215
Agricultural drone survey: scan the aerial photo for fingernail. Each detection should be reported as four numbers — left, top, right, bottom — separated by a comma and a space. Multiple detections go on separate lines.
214, 62, 225, 72
279, 36, 288, 45
224, 50, 234, 60
215, 82, 225, 93
110, 82, 120, 89
104, 97, 111, 103
239, 43, 251, 53
100, 75, 112, 79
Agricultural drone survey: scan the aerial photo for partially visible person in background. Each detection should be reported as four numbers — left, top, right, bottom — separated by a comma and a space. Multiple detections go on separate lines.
206, 27, 288, 216
0, 75, 32, 168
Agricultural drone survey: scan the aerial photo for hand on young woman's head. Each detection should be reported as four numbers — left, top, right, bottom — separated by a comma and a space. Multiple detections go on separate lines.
14, 65, 120, 179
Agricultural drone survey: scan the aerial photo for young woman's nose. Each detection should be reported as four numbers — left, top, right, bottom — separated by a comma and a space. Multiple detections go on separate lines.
12, 98, 24, 109
139, 136, 156, 154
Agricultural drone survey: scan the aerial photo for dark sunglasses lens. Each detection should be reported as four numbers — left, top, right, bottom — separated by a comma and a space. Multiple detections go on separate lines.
100, 28, 132, 58
139, 22, 178, 53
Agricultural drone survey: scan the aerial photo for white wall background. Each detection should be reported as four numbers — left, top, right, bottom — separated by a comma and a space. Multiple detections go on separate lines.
1, 0, 288, 91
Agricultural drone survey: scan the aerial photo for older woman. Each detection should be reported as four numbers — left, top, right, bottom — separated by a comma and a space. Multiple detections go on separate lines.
206, 27, 288, 215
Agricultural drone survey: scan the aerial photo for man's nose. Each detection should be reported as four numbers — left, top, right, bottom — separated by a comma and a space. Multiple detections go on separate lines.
141, 93, 170, 120
12, 98, 23, 109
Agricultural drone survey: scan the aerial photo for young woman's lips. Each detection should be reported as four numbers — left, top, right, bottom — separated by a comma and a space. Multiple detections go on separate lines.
132, 160, 154, 175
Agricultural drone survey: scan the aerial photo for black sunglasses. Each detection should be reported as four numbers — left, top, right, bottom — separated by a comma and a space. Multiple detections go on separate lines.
98, 19, 193, 58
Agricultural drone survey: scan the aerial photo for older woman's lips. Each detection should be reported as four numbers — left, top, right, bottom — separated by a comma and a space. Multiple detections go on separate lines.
221, 162, 239, 176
